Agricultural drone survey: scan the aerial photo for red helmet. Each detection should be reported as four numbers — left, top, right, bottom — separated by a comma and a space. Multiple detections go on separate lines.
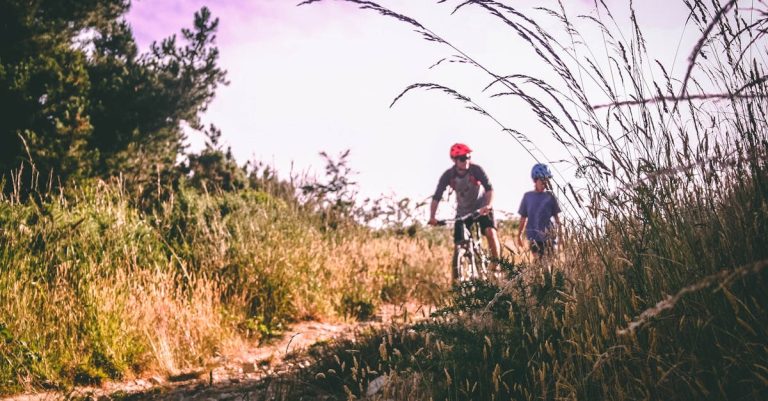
449, 143, 472, 158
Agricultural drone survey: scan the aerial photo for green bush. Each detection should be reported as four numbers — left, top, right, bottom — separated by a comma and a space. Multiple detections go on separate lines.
0, 179, 449, 394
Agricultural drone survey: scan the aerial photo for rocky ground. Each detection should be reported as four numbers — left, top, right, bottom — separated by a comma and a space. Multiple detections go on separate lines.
2, 303, 433, 401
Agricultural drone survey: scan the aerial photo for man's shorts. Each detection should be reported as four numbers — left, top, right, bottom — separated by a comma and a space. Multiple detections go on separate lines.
453, 211, 496, 244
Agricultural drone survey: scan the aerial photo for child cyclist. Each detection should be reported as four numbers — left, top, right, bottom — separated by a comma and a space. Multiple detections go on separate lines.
517, 163, 561, 259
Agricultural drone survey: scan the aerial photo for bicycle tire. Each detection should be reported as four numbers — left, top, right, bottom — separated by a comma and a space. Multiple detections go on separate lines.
467, 223, 491, 280
473, 240, 490, 280
452, 245, 476, 282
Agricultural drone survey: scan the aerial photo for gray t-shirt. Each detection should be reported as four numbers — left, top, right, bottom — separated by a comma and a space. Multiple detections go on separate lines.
518, 191, 560, 242
433, 164, 492, 217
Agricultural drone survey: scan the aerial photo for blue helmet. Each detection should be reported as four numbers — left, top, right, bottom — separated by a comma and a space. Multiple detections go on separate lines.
531, 163, 553, 180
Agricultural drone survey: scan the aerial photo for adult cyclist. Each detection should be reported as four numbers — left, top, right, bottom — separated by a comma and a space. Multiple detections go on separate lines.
428, 143, 501, 277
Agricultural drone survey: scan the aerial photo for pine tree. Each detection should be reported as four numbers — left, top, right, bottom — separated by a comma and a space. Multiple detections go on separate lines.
0, 1, 227, 191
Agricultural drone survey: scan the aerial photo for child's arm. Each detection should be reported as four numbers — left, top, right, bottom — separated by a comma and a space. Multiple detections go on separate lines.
517, 195, 528, 247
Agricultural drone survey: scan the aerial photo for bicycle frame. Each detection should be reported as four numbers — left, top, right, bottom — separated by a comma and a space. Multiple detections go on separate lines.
439, 211, 490, 282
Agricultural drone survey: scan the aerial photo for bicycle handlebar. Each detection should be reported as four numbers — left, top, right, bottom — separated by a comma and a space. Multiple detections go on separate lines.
434, 209, 486, 226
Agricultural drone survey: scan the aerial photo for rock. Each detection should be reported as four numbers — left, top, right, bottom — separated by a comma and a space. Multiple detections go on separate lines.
241, 362, 258, 374
168, 370, 203, 382
148, 376, 164, 385
366, 375, 389, 396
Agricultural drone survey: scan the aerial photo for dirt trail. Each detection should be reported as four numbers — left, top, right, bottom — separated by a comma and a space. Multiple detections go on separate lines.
2, 302, 434, 401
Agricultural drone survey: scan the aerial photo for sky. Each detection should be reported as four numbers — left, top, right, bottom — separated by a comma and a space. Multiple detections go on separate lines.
126, 0, 700, 221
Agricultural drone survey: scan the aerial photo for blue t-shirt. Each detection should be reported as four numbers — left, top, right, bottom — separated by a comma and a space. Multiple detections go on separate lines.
518, 191, 560, 242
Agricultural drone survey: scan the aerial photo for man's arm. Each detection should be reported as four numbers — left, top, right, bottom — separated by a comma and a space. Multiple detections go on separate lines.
470, 165, 493, 215
480, 189, 494, 215
429, 199, 440, 226
429, 170, 451, 225
471, 164, 493, 192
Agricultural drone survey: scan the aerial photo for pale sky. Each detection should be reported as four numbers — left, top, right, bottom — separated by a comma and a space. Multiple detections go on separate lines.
127, 0, 700, 221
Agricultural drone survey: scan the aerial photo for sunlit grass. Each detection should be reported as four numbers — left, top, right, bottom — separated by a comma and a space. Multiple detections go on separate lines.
2, 0, 766, 398
0, 180, 452, 394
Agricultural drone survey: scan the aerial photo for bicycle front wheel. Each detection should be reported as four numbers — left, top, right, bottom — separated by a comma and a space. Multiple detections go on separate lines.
452, 245, 476, 282
473, 241, 490, 280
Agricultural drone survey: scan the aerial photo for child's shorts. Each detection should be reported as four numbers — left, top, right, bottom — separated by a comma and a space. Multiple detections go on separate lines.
530, 239, 555, 257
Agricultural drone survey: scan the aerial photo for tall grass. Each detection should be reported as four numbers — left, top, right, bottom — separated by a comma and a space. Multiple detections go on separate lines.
291, 0, 768, 399
0, 178, 451, 394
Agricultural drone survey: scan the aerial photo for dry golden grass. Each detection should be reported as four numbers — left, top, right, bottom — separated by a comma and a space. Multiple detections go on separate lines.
0, 182, 453, 394
282, 0, 768, 399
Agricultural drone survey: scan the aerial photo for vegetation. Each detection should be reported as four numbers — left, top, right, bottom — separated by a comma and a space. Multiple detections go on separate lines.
0, 0, 456, 396
0, 171, 451, 393
2, 0, 767, 400
0, 0, 226, 191
277, 0, 768, 400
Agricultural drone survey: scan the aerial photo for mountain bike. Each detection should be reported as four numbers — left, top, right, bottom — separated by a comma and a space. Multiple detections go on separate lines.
437, 210, 490, 282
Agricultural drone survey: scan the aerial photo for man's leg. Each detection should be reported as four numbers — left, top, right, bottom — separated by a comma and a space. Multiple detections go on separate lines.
484, 227, 501, 270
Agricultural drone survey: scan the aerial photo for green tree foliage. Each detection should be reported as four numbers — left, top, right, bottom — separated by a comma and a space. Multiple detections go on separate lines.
301, 149, 359, 230
245, 160, 298, 205
0, 0, 227, 190
87, 7, 227, 185
181, 124, 247, 192
0, 0, 126, 182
